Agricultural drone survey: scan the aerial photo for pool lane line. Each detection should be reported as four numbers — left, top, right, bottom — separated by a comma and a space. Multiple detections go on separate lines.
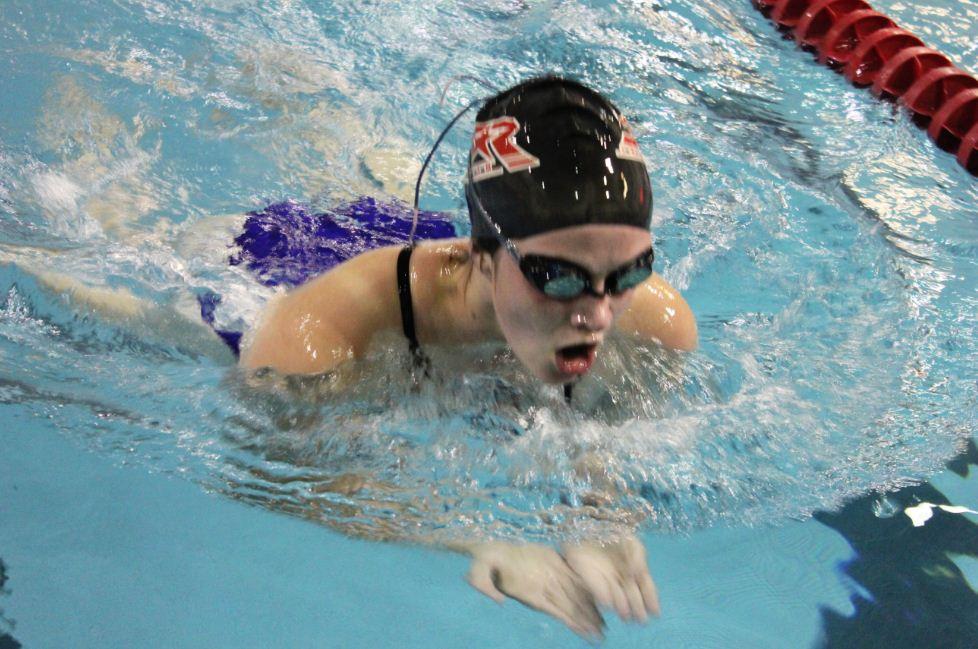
753, 0, 978, 177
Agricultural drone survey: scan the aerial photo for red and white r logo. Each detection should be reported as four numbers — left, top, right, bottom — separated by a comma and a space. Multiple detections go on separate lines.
470, 117, 540, 182
615, 115, 645, 163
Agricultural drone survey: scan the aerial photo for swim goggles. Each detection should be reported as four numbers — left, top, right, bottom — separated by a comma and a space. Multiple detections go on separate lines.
516, 246, 655, 300
467, 180, 655, 300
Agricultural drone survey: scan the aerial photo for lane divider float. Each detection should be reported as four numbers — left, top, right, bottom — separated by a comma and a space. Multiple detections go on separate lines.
754, 0, 978, 176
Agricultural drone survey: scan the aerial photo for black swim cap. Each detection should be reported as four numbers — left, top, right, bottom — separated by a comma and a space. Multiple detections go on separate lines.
465, 76, 652, 248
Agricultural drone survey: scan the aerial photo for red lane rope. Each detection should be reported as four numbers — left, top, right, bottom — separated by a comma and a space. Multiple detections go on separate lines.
754, 0, 978, 176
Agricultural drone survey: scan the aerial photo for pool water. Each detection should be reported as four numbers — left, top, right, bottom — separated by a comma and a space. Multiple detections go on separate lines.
1, 0, 977, 646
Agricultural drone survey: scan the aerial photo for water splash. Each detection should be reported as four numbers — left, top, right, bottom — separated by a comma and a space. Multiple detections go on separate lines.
0, 0, 975, 545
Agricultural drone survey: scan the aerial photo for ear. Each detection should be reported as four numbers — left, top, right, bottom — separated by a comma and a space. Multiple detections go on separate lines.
475, 250, 494, 279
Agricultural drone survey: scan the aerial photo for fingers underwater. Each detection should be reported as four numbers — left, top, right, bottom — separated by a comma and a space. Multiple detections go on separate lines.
624, 579, 647, 623
466, 563, 506, 604
557, 573, 605, 637
610, 577, 631, 621
639, 572, 661, 617
509, 584, 603, 641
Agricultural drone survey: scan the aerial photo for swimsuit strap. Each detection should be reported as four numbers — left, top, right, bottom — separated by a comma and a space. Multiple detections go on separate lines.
397, 245, 431, 373
396, 246, 419, 350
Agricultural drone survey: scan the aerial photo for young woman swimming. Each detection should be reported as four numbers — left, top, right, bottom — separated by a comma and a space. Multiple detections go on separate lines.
242, 77, 695, 377
241, 77, 697, 639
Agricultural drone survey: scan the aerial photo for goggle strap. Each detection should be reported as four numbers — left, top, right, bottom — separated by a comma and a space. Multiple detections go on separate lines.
410, 97, 482, 245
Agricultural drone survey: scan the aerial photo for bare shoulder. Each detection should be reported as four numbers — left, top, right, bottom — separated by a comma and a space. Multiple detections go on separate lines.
240, 245, 403, 374
617, 273, 698, 351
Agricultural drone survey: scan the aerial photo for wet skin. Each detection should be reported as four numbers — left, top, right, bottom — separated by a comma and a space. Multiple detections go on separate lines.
489, 224, 661, 383
240, 224, 697, 377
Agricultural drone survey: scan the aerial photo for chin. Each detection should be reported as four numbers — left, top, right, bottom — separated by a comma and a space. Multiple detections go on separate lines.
535, 363, 575, 385
518, 358, 558, 384
540, 373, 567, 385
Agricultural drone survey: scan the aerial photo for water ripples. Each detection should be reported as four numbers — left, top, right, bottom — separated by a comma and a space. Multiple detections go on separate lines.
0, 0, 975, 543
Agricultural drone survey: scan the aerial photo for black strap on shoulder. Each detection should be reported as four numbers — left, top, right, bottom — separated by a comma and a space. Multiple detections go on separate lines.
397, 245, 431, 375
396, 245, 419, 352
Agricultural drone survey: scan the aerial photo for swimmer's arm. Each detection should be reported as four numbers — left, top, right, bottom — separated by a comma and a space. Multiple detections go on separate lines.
268, 469, 644, 638
261, 473, 606, 638
240, 248, 399, 375
617, 273, 698, 351
239, 284, 360, 374
0, 246, 234, 361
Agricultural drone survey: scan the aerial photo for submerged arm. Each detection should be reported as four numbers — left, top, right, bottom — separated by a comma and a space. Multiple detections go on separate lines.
224, 459, 609, 640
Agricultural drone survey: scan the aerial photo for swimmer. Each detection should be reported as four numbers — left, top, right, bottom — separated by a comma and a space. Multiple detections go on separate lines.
242, 77, 697, 639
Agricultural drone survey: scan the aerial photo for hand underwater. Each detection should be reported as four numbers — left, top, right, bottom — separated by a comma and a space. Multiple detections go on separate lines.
562, 534, 660, 623
465, 541, 605, 640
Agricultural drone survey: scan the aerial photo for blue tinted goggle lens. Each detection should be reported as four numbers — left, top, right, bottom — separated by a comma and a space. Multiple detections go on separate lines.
519, 247, 654, 300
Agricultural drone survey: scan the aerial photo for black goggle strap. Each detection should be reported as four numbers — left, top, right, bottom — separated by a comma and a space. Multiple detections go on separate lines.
410, 97, 482, 245
465, 172, 523, 264
411, 76, 499, 246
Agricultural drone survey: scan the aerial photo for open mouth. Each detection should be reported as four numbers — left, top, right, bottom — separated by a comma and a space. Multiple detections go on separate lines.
555, 343, 598, 377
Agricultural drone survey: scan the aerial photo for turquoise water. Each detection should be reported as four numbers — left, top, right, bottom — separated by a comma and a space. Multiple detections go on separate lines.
1, 0, 977, 646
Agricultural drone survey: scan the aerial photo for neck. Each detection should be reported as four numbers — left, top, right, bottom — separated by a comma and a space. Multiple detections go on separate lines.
411, 240, 503, 345
459, 253, 503, 342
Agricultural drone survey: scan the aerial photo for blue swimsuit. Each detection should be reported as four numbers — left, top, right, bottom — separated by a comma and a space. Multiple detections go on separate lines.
199, 197, 456, 358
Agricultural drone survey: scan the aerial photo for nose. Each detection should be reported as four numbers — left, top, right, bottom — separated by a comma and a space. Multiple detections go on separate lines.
570, 294, 613, 333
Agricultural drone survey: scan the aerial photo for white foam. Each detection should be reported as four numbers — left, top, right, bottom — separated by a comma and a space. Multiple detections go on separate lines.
905, 502, 978, 527
31, 170, 101, 238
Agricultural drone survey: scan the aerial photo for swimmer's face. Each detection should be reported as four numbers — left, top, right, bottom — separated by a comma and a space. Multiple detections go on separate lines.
490, 224, 653, 384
